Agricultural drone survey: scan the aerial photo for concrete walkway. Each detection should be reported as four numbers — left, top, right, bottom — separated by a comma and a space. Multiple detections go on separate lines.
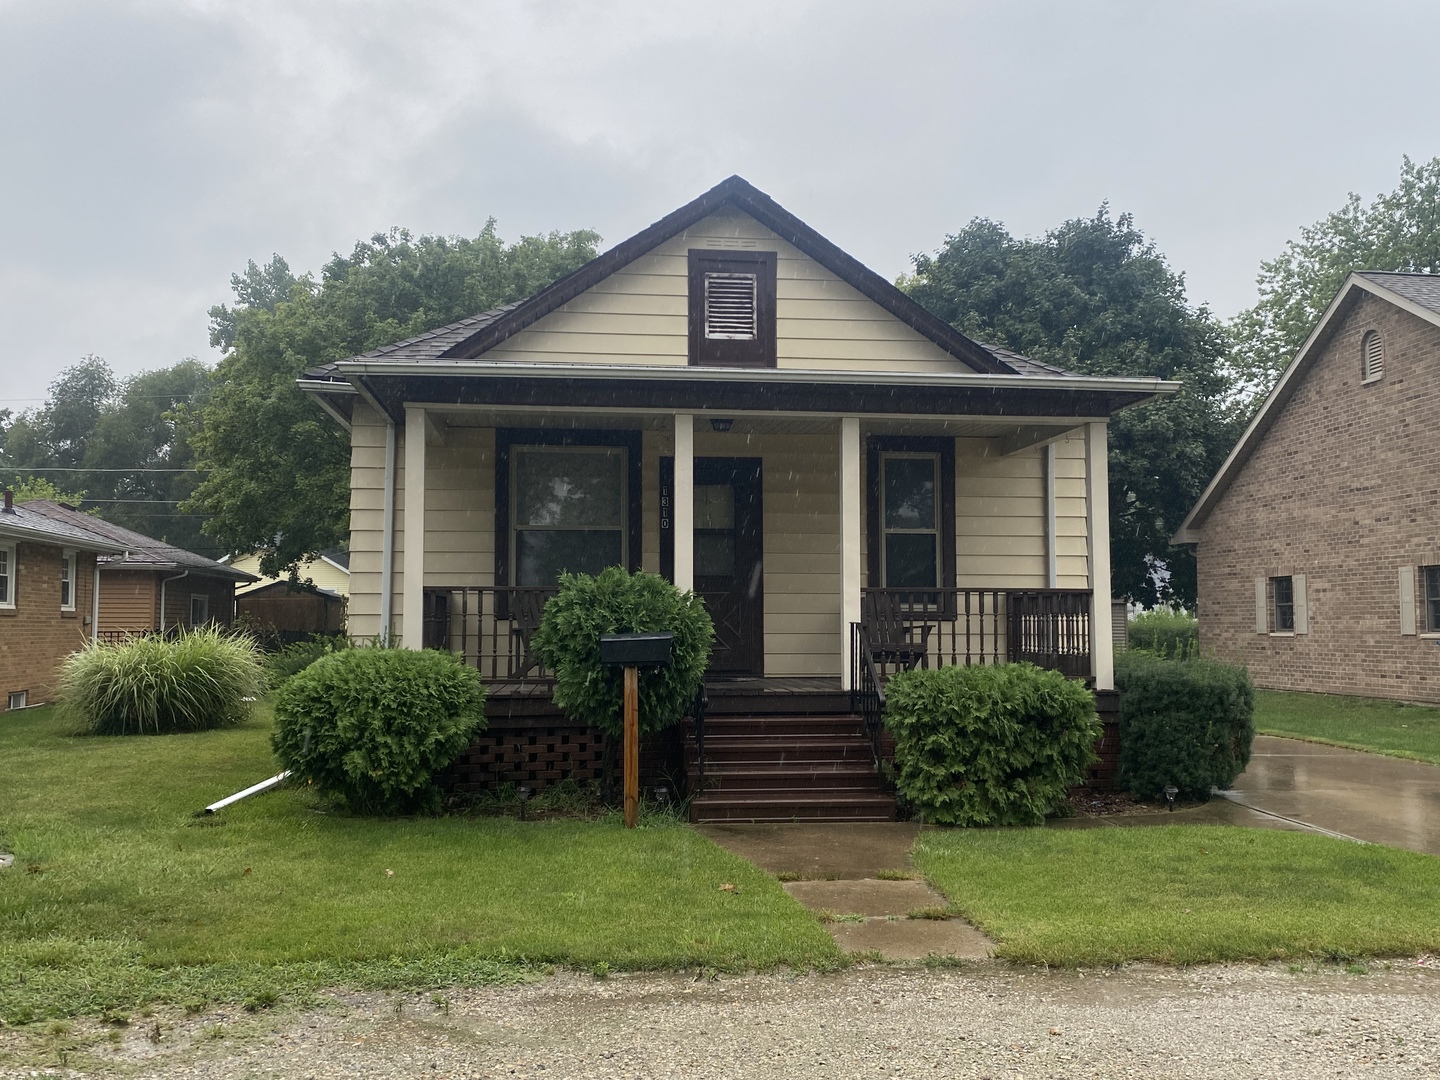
697, 822, 993, 961
1221, 734, 1440, 855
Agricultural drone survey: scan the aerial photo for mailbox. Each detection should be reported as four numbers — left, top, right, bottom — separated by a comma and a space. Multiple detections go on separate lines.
599, 632, 674, 668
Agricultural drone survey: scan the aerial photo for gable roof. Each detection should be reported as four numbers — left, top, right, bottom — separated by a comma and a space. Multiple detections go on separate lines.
0, 502, 127, 554
1174, 271, 1440, 543
20, 501, 257, 582
308, 176, 1020, 378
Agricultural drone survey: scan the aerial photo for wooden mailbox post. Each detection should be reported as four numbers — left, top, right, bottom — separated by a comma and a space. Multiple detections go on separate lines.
599, 632, 674, 828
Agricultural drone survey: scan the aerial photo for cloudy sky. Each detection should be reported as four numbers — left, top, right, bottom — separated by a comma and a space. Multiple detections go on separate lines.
4, 0, 1437, 404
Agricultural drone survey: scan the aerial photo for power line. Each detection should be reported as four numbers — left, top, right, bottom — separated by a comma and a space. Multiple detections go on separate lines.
4, 467, 204, 473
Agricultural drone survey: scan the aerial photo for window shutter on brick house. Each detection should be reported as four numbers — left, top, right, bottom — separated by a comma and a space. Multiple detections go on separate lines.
1293, 574, 1308, 635
1400, 566, 1417, 636
1255, 577, 1267, 634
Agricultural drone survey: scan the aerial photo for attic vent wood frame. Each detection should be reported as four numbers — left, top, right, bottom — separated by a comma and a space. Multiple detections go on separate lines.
1362, 330, 1384, 383
688, 249, 777, 368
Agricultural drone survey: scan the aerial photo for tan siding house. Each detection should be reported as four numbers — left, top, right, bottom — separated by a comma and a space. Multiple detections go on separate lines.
1176, 272, 1440, 703
303, 177, 1172, 819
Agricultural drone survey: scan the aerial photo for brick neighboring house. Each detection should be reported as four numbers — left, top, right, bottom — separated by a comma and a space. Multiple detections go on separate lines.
0, 491, 124, 711
19, 501, 256, 637
1175, 272, 1440, 703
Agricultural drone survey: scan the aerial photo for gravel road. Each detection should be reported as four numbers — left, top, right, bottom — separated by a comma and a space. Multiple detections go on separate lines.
5, 961, 1440, 1079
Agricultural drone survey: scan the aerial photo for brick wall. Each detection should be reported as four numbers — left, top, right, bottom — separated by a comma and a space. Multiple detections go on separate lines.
1, 542, 98, 709
1195, 290, 1440, 702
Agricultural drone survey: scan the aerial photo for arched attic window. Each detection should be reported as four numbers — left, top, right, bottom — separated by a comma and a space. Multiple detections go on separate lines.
1362, 330, 1384, 383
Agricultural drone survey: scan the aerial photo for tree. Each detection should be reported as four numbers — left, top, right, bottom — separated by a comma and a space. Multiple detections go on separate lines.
0, 357, 218, 554
903, 207, 1237, 607
188, 222, 601, 576
1229, 155, 1440, 403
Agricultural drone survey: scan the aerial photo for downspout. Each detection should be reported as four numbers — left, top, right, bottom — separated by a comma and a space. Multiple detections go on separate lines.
91, 561, 101, 641
379, 417, 397, 645
159, 570, 189, 633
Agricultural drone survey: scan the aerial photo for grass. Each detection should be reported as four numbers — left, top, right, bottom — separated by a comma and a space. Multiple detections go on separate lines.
915, 825, 1440, 966
1254, 689, 1440, 765
0, 705, 837, 1023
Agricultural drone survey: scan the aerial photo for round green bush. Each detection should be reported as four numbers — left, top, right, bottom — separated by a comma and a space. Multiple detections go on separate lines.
530, 567, 714, 738
60, 627, 266, 735
272, 647, 487, 815
884, 663, 1100, 826
1115, 651, 1254, 800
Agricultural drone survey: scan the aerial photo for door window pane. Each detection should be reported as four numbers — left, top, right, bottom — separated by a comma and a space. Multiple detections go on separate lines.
516, 530, 623, 586
694, 484, 735, 529
883, 457, 935, 530
515, 449, 624, 527
885, 534, 938, 589
695, 533, 736, 577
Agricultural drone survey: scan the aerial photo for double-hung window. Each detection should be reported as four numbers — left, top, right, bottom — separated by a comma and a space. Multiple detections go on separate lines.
60, 549, 75, 611
0, 542, 14, 610
511, 446, 627, 586
880, 454, 941, 588
1424, 566, 1440, 634
1272, 576, 1295, 632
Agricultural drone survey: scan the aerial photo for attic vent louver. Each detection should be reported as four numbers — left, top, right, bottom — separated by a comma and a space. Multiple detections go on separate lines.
704, 273, 758, 340
1362, 330, 1384, 381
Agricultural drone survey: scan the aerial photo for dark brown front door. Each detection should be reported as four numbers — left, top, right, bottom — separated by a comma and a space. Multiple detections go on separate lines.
661, 456, 764, 675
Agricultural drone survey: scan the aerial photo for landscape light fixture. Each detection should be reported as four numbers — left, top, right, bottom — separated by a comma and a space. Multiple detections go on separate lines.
517, 786, 531, 821
1164, 785, 1178, 811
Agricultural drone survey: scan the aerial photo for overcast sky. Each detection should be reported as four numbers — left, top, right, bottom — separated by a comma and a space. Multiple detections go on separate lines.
3, 0, 1437, 405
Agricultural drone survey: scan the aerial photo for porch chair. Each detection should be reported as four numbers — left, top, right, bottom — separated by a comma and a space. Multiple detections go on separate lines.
860, 590, 931, 673
508, 587, 553, 680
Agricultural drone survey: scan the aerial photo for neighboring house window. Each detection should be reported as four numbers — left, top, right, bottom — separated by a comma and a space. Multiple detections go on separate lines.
866, 436, 956, 594
1272, 576, 1295, 632
510, 445, 627, 586
880, 454, 941, 588
1362, 330, 1384, 382
0, 542, 14, 609
60, 548, 75, 611
1424, 566, 1440, 634
189, 594, 210, 627
687, 250, 777, 367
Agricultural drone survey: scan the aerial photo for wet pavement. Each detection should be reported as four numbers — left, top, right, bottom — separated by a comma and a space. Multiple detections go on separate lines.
696, 821, 920, 879
1222, 735, 1440, 855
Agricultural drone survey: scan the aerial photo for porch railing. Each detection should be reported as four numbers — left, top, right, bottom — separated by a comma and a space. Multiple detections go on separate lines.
855, 587, 1093, 681
422, 586, 559, 683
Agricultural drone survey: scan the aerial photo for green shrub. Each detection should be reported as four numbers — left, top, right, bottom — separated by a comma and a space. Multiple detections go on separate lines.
1115, 651, 1254, 800
1126, 607, 1198, 658
883, 663, 1100, 826
59, 628, 266, 735
263, 635, 349, 686
272, 647, 487, 815
530, 567, 714, 738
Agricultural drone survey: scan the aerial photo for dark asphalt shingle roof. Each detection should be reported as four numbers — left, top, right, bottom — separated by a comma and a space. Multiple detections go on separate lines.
0, 503, 127, 552
1357, 271, 1440, 316
20, 501, 256, 581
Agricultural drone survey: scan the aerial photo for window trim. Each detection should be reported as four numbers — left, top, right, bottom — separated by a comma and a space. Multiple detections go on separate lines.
60, 548, 76, 612
687, 250, 777, 368
866, 435, 956, 593
877, 452, 943, 590
494, 428, 643, 588
1423, 565, 1440, 635
189, 593, 210, 628
0, 541, 15, 610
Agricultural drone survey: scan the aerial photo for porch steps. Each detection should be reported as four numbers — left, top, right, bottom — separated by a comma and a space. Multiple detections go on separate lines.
685, 713, 897, 823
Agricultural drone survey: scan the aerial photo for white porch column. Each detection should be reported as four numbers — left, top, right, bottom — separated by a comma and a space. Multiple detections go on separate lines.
402, 406, 427, 649
1086, 421, 1114, 690
839, 416, 862, 691
673, 414, 695, 592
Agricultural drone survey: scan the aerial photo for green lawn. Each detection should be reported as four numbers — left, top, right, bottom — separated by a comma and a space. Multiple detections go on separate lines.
1254, 689, 1440, 765
916, 825, 1440, 966
0, 706, 836, 1023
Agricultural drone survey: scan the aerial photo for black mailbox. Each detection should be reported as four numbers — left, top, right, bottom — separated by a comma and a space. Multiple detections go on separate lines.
600, 632, 674, 667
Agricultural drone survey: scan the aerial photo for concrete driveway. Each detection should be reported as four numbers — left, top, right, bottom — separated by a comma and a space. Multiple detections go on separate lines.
1222, 735, 1440, 855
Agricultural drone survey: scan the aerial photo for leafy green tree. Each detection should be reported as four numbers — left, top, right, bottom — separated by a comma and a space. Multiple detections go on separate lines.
1229, 156, 1440, 401
8, 477, 87, 505
188, 223, 601, 577
903, 208, 1237, 607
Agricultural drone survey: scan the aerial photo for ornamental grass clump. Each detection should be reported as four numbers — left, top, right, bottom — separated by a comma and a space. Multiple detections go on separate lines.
530, 567, 714, 738
884, 663, 1100, 826
1115, 651, 1254, 800
1126, 606, 1198, 658
60, 627, 266, 735
272, 647, 487, 815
